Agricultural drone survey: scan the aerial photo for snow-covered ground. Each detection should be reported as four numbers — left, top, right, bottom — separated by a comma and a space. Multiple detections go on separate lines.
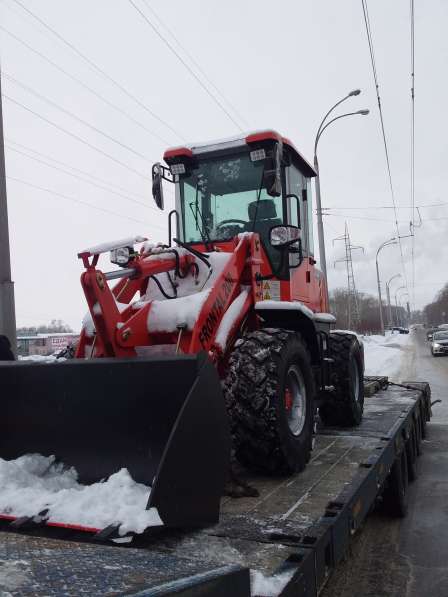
18, 354, 60, 362
0, 454, 161, 536
362, 331, 412, 380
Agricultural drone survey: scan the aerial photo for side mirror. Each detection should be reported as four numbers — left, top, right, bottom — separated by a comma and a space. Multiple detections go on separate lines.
152, 163, 165, 210
270, 225, 301, 250
264, 141, 283, 197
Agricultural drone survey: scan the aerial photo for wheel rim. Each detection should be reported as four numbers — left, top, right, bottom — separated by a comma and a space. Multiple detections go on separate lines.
350, 357, 360, 402
284, 365, 307, 436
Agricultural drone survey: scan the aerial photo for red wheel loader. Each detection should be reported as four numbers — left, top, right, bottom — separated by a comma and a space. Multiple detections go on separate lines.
0, 130, 364, 537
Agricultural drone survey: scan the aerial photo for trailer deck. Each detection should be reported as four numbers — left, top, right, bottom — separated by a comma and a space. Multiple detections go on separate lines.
0, 382, 431, 597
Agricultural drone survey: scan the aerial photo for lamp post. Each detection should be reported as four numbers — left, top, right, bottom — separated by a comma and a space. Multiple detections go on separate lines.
398, 292, 410, 326
376, 238, 397, 335
314, 90, 369, 300
395, 286, 407, 326
386, 273, 401, 328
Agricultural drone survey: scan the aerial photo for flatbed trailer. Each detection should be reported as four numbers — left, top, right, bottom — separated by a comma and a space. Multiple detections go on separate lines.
0, 381, 431, 597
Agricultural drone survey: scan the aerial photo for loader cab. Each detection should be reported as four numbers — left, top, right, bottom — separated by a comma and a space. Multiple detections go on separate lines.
160, 131, 316, 278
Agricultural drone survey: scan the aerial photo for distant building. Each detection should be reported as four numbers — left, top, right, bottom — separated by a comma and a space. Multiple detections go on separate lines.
17, 333, 79, 357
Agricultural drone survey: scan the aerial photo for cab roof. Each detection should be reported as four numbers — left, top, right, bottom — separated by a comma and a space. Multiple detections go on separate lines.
163, 130, 317, 178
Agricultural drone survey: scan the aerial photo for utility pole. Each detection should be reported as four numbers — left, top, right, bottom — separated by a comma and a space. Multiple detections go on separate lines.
0, 71, 17, 355
395, 286, 406, 327
375, 238, 397, 335
333, 223, 364, 330
386, 273, 401, 328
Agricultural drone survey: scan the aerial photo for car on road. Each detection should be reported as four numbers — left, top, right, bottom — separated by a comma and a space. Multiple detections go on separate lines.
430, 330, 448, 356
426, 327, 439, 341
392, 326, 410, 334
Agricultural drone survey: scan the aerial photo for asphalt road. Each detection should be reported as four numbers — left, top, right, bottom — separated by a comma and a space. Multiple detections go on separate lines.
322, 329, 448, 597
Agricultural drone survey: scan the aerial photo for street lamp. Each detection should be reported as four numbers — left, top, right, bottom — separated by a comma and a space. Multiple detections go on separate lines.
398, 292, 410, 326
395, 285, 407, 327
314, 90, 369, 297
386, 274, 401, 328
376, 238, 397, 335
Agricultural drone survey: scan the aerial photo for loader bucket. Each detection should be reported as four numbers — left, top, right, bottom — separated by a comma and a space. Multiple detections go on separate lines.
0, 353, 230, 530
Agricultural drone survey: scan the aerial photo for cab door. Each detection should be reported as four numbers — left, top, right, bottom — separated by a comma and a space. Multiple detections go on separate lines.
286, 165, 310, 305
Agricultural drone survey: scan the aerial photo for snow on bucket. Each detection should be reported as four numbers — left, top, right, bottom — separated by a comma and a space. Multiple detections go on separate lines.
0, 354, 230, 533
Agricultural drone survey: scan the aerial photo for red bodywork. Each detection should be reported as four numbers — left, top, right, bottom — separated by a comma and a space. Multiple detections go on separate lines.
76, 233, 327, 364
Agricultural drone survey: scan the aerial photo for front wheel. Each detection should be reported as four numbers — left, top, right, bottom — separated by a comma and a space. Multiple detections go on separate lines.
223, 329, 315, 475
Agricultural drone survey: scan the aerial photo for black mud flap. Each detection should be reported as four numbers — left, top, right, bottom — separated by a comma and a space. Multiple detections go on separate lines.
0, 353, 230, 529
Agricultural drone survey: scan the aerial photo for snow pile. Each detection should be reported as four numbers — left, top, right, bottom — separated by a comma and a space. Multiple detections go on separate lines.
250, 569, 295, 596
145, 251, 231, 333
314, 312, 337, 323
255, 300, 315, 319
362, 331, 411, 380
144, 251, 230, 302
0, 454, 161, 536
81, 235, 147, 256
18, 355, 58, 363
148, 289, 211, 332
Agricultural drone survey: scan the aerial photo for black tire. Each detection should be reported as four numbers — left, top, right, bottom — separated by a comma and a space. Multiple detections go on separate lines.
223, 328, 315, 475
406, 428, 418, 482
420, 406, 428, 440
383, 451, 409, 517
319, 332, 364, 427
414, 416, 422, 456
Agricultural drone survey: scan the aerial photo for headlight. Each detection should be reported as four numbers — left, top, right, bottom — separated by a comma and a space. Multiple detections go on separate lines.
270, 225, 301, 247
110, 246, 133, 267
433, 343, 441, 348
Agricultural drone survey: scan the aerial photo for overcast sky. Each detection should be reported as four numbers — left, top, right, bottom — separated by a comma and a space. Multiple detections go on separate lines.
1, 0, 446, 330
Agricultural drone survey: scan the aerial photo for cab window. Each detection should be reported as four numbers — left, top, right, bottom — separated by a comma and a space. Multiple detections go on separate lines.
286, 164, 307, 254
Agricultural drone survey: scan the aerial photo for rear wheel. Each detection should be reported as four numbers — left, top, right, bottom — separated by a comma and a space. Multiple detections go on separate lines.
406, 427, 418, 482
319, 332, 364, 427
382, 450, 409, 517
223, 328, 315, 475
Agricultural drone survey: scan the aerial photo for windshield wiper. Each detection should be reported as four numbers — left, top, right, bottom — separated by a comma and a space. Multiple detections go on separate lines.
189, 182, 213, 249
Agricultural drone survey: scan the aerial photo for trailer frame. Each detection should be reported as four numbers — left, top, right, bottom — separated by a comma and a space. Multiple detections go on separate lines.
0, 381, 431, 597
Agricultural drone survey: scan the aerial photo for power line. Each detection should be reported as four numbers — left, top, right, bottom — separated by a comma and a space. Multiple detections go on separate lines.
9, 0, 185, 141
6, 175, 161, 227
0, 24, 171, 145
6, 137, 151, 202
141, 0, 250, 129
361, 0, 409, 291
323, 213, 409, 223
3, 72, 151, 162
323, 202, 448, 211
128, 0, 244, 132
5, 143, 160, 213
3, 93, 152, 181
